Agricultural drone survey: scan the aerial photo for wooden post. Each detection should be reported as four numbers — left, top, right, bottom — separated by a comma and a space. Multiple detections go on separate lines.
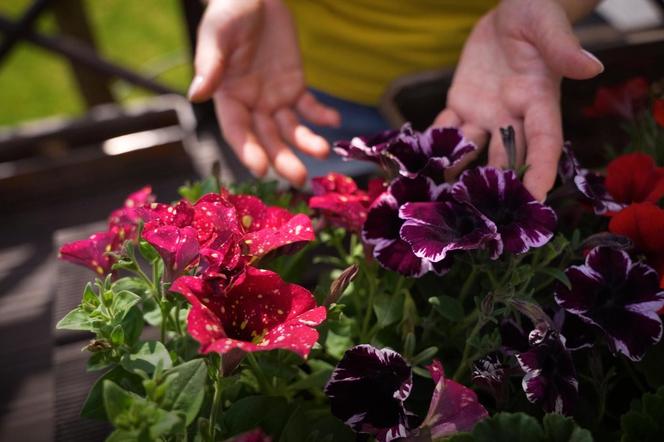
51, 0, 115, 107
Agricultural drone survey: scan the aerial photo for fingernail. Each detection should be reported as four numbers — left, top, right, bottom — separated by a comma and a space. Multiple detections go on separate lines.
582, 49, 604, 73
187, 75, 204, 100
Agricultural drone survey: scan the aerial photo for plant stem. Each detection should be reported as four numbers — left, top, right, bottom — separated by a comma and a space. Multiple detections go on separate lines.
453, 315, 486, 381
247, 353, 274, 395
360, 264, 379, 342
209, 363, 223, 441
458, 267, 478, 305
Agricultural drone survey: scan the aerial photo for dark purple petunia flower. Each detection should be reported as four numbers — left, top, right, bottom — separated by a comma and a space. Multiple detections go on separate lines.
384, 124, 476, 183
363, 176, 451, 277
398, 197, 496, 264
325, 345, 413, 442
554, 247, 664, 361
471, 353, 510, 405
453, 167, 557, 257
333, 129, 400, 163
558, 144, 624, 215
515, 327, 578, 415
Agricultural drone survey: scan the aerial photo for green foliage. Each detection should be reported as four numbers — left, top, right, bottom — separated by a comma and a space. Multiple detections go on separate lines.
620, 387, 664, 442
447, 413, 593, 442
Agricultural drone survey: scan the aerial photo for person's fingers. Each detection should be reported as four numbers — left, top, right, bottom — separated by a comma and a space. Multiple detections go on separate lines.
528, 4, 603, 80
274, 108, 330, 159
214, 95, 269, 177
253, 112, 308, 186
189, 12, 228, 102
296, 91, 341, 128
488, 120, 525, 170
522, 99, 564, 202
444, 123, 487, 181
433, 108, 461, 127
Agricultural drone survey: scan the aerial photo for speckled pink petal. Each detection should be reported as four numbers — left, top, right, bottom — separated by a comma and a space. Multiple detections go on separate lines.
143, 225, 200, 281
124, 186, 155, 208
243, 214, 314, 258
312, 173, 359, 195
59, 230, 118, 276
186, 303, 228, 352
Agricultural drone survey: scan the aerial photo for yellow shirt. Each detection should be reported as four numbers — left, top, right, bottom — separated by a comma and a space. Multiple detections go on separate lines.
285, 0, 497, 106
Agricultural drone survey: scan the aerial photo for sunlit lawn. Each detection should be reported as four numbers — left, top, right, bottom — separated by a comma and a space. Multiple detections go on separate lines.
0, 0, 192, 128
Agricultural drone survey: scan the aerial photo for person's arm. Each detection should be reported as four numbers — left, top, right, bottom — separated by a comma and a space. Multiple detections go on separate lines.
435, 0, 604, 201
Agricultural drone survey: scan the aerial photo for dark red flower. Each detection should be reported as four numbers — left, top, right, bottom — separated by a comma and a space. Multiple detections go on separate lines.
654, 98, 664, 128
605, 153, 664, 205
309, 173, 381, 232
609, 203, 664, 288
171, 267, 326, 358
142, 225, 200, 282
583, 77, 650, 120
59, 231, 118, 276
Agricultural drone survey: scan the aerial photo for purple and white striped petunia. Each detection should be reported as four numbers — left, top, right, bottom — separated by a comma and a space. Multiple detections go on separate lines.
363, 176, 451, 277
333, 129, 400, 163
324, 345, 413, 442
515, 327, 578, 415
554, 247, 664, 361
398, 198, 496, 263
384, 124, 477, 183
558, 143, 624, 215
453, 167, 557, 257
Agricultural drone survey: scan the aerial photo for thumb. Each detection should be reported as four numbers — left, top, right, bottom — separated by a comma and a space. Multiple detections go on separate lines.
529, 6, 604, 80
188, 16, 227, 102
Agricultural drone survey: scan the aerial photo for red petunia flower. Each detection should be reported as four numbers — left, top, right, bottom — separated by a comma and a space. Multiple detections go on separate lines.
171, 267, 326, 358
59, 231, 118, 276
609, 203, 664, 288
228, 194, 315, 258
108, 186, 155, 242
654, 98, 664, 128
605, 153, 664, 205
142, 225, 200, 282
309, 173, 383, 232
583, 77, 650, 120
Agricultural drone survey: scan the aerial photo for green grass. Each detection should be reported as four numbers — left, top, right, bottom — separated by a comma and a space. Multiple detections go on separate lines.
0, 0, 192, 128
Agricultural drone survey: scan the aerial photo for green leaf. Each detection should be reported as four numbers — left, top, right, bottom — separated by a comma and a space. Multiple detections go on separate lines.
429, 295, 464, 322
162, 359, 207, 425
121, 307, 144, 348
111, 290, 141, 319
637, 339, 664, 388
121, 341, 172, 376
106, 429, 137, 442
148, 409, 186, 439
222, 395, 292, 438
81, 366, 144, 420
103, 380, 141, 425
138, 240, 160, 263
537, 268, 571, 290
542, 414, 593, 442
324, 330, 354, 360
111, 277, 151, 300
621, 386, 664, 442
373, 291, 404, 329
110, 325, 125, 347
56, 307, 92, 331
472, 412, 544, 442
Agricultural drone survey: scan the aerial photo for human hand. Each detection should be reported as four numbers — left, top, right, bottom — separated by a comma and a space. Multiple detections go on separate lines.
189, 0, 340, 186
434, 0, 604, 201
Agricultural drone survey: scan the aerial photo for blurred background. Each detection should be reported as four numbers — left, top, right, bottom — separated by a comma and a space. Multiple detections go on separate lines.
0, 1, 663, 441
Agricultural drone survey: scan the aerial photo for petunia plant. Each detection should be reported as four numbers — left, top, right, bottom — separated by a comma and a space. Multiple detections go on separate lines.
56, 76, 664, 442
